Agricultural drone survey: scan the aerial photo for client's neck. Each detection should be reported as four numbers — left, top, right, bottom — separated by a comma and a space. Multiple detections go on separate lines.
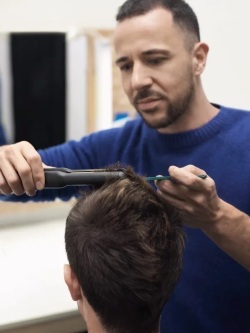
84, 304, 160, 333
88, 328, 160, 333
86, 320, 160, 333
87, 322, 160, 333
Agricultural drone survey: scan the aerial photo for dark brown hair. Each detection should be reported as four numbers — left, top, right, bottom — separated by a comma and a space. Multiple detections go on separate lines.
65, 166, 185, 333
116, 0, 200, 50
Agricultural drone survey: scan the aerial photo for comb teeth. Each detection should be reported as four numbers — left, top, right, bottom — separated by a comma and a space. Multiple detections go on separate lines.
147, 176, 171, 181
147, 175, 207, 181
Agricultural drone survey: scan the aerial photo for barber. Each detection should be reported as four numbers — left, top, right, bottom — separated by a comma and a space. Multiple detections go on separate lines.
1, 1, 250, 332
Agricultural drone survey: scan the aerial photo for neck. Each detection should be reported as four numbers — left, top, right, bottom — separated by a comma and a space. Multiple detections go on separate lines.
158, 82, 219, 134
89, 327, 159, 333
87, 319, 160, 333
85, 317, 105, 333
81, 301, 105, 333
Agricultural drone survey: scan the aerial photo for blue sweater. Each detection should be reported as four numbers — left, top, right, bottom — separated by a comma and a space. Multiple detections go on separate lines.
0, 123, 7, 146
2, 105, 250, 332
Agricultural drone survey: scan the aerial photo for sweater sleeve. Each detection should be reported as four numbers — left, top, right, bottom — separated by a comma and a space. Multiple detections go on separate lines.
0, 123, 7, 146
0, 130, 114, 202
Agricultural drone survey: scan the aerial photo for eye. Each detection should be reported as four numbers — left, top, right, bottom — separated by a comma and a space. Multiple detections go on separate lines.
120, 64, 132, 72
149, 58, 165, 65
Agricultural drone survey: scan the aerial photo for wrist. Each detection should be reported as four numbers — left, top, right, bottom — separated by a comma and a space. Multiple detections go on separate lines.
202, 199, 247, 235
202, 199, 231, 234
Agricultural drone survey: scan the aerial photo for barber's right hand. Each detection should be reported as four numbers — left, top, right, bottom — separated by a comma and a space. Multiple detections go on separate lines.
0, 141, 48, 196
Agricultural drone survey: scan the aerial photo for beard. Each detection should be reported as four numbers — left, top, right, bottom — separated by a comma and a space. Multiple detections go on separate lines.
134, 75, 195, 130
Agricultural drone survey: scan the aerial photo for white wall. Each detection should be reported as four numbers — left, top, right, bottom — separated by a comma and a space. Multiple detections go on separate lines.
94, 38, 113, 132
66, 35, 88, 141
0, 34, 14, 143
188, 0, 250, 110
0, 0, 125, 32
0, 0, 250, 110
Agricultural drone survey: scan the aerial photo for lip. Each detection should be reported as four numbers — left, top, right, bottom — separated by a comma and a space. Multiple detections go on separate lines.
137, 98, 162, 110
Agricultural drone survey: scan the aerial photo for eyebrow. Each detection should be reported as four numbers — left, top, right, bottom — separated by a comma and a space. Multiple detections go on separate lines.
115, 49, 171, 65
115, 56, 128, 65
142, 49, 171, 56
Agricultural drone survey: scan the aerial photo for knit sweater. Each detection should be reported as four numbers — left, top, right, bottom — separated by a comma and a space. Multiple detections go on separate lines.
2, 105, 250, 332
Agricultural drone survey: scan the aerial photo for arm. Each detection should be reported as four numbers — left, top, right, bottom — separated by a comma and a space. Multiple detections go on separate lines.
0, 123, 7, 146
156, 165, 250, 271
0, 134, 99, 202
203, 200, 250, 271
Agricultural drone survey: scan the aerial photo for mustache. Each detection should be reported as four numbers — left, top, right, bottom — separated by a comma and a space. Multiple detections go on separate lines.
134, 90, 166, 104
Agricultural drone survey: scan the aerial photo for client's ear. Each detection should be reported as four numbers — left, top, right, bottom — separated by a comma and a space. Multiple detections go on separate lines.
64, 264, 82, 301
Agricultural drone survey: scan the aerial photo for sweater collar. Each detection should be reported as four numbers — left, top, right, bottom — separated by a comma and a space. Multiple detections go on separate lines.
144, 104, 233, 149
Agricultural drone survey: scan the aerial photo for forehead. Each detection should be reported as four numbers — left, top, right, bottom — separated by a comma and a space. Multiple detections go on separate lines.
114, 8, 184, 57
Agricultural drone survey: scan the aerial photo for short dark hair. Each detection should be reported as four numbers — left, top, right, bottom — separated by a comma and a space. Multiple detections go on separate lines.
65, 166, 185, 333
116, 0, 200, 49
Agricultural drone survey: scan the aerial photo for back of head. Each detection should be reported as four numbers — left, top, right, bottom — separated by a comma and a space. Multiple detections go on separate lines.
65, 166, 185, 333
116, 0, 200, 50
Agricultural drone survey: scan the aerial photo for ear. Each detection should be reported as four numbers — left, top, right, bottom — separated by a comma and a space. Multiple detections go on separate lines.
192, 42, 209, 76
64, 264, 82, 302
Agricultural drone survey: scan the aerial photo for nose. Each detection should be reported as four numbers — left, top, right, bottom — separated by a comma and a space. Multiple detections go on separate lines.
131, 63, 153, 92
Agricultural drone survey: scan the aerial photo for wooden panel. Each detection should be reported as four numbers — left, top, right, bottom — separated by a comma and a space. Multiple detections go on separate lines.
112, 46, 135, 117
2, 314, 87, 333
87, 34, 96, 134
98, 30, 136, 118
0, 200, 74, 215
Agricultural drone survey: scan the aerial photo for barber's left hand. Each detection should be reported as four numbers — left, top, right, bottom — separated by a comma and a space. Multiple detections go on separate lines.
155, 165, 223, 230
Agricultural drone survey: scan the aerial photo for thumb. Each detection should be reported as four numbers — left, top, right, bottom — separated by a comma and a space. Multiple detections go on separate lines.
42, 163, 54, 169
154, 175, 163, 187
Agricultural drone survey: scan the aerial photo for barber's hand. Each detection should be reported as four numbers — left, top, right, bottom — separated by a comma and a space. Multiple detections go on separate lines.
0, 141, 49, 196
155, 165, 223, 230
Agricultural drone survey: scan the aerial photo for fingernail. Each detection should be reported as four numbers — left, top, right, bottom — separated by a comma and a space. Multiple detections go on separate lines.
169, 166, 176, 172
36, 181, 44, 190
155, 175, 162, 187
26, 190, 37, 197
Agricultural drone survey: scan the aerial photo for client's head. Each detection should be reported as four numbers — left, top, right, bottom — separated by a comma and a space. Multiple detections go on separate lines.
64, 166, 185, 333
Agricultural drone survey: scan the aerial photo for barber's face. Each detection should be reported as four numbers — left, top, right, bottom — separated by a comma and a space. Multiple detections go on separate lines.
114, 8, 196, 130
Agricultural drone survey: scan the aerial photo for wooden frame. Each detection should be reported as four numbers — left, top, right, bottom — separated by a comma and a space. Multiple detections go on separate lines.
86, 29, 135, 134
